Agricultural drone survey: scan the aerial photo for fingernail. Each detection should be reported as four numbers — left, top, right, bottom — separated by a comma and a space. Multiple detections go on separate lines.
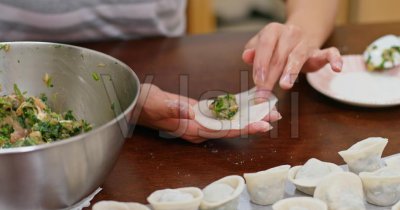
334, 61, 343, 71
261, 124, 273, 132
281, 74, 292, 86
278, 113, 282, 120
254, 122, 272, 132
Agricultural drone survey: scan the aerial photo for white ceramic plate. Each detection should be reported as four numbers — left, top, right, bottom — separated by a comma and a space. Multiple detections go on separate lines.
307, 55, 400, 107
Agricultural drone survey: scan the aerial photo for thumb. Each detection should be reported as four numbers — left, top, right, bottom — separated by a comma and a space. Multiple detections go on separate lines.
164, 99, 195, 120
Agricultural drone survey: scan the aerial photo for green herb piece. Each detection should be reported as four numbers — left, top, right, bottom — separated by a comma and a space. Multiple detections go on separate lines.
0, 44, 10, 52
92, 72, 100, 81
111, 102, 115, 111
13, 84, 24, 101
209, 94, 239, 120
43, 73, 54, 88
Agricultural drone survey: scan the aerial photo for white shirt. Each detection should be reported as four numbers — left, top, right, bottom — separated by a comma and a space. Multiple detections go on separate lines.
0, 0, 187, 42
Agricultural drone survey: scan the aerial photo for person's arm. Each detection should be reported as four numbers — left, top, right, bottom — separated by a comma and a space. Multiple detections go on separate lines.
243, 0, 343, 92
286, 0, 338, 48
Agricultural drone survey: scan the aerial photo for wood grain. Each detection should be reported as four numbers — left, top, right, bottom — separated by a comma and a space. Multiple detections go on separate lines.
80, 22, 400, 207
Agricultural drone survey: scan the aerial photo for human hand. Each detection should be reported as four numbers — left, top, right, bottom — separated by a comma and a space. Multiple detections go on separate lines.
136, 84, 281, 143
242, 23, 343, 91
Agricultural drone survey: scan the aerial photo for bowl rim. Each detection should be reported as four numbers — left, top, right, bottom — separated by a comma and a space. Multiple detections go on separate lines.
0, 41, 140, 154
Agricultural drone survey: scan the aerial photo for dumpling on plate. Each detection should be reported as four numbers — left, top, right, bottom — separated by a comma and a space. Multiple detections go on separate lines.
200, 175, 245, 210
314, 172, 366, 210
393, 200, 400, 210
288, 158, 343, 195
147, 187, 203, 210
193, 88, 278, 130
359, 166, 400, 206
385, 154, 400, 168
92, 201, 150, 210
338, 137, 388, 174
243, 165, 290, 205
363, 34, 400, 71
272, 197, 328, 210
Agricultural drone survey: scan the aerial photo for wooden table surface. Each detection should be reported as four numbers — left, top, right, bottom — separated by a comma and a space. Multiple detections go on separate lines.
81, 22, 400, 207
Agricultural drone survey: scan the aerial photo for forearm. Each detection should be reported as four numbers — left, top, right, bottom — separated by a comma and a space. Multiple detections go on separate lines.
285, 0, 339, 48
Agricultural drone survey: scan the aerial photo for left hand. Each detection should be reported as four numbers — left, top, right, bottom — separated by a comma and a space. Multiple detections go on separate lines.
242, 23, 343, 91
135, 84, 281, 143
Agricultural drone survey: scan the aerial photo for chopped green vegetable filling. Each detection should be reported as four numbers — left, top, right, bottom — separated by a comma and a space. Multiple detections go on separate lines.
209, 94, 239, 120
92, 72, 100, 81
0, 84, 92, 149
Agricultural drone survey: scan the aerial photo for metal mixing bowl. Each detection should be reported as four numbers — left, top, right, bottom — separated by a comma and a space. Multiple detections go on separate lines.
0, 42, 140, 210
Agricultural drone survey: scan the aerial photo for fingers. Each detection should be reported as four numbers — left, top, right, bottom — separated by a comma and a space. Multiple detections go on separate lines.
279, 42, 310, 89
242, 48, 255, 65
303, 47, 343, 73
163, 91, 197, 120
263, 109, 282, 122
252, 23, 282, 89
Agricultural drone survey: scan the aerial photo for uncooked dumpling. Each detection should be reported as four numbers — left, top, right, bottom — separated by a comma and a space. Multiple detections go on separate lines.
200, 175, 245, 210
193, 88, 278, 130
92, 201, 150, 210
393, 200, 400, 210
288, 158, 343, 195
385, 154, 400, 168
359, 166, 400, 206
363, 34, 400, 71
314, 172, 366, 210
338, 137, 388, 174
243, 165, 290, 205
272, 197, 328, 210
147, 187, 203, 210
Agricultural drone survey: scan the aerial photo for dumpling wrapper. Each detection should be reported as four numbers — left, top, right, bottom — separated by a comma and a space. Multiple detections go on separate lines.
385, 155, 400, 168
288, 158, 343, 195
92, 201, 150, 210
359, 166, 400, 206
314, 172, 366, 210
244, 165, 290, 206
393, 200, 400, 210
193, 88, 278, 130
363, 34, 400, 70
272, 197, 328, 210
338, 137, 388, 174
147, 187, 203, 210
201, 175, 245, 210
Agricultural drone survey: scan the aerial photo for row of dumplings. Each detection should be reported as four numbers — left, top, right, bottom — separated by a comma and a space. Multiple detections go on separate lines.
93, 137, 400, 210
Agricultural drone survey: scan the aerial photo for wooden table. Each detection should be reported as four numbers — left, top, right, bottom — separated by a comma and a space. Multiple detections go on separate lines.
81, 22, 400, 207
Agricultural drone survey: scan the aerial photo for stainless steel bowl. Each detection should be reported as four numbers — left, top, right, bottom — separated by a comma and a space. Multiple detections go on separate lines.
0, 42, 140, 210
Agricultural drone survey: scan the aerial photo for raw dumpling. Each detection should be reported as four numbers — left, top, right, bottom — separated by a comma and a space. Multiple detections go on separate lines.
314, 172, 366, 210
393, 200, 400, 210
385, 155, 400, 168
200, 175, 245, 210
147, 187, 203, 210
359, 166, 400, 206
338, 137, 388, 174
272, 197, 328, 210
288, 158, 343, 195
243, 165, 290, 205
92, 201, 150, 210
363, 34, 400, 71
193, 87, 278, 130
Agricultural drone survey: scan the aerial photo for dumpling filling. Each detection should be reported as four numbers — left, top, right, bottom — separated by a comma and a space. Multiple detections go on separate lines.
208, 94, 239, 120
